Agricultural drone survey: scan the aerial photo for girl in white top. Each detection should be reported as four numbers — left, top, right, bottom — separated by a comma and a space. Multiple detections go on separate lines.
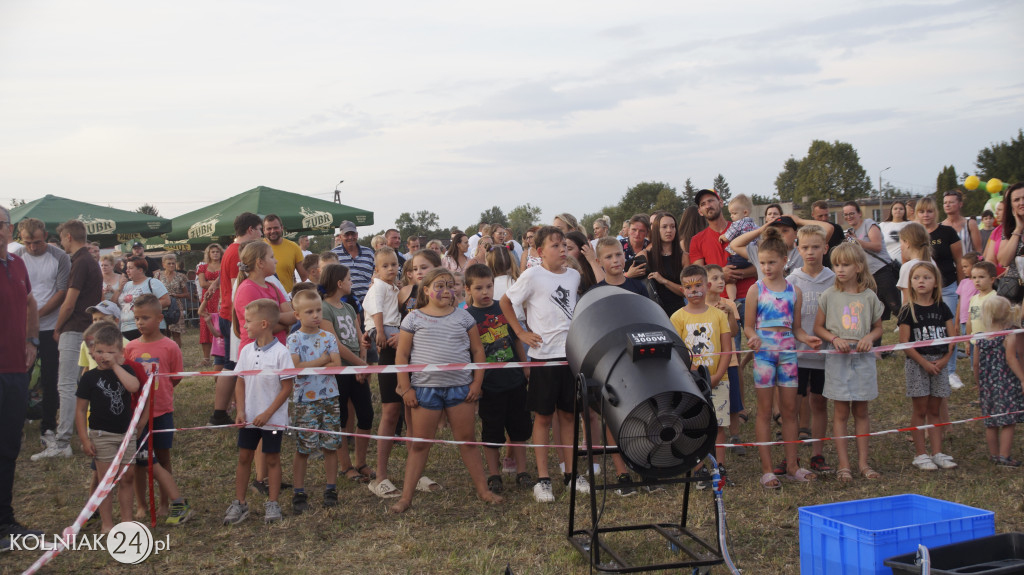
391, 268, 498, 513
896, 222, 936, 305
879, 201, 911, 263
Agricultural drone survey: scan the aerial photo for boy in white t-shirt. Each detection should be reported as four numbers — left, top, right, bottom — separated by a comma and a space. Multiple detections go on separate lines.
500, 226, 583, 503
223, 299, 295, 525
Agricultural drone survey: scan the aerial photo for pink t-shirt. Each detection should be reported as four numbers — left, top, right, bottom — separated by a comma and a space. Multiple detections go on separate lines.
956, 278, 978, 325
125, 337, 183, 418
234, 279, 288, 349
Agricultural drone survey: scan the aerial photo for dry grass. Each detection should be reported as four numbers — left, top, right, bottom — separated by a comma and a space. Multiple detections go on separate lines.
5, 322, 1024, 575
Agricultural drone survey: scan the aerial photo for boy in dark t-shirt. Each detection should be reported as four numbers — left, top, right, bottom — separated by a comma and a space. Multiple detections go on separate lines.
74, 322, 146, 533
464, 264, 532, 494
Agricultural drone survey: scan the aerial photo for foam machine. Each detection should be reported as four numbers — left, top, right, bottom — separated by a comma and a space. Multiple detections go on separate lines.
565, 286, 740, 574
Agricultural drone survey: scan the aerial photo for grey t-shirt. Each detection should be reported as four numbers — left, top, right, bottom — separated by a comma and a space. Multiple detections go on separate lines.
401, 308, 477, 388
818, 286, 884, 343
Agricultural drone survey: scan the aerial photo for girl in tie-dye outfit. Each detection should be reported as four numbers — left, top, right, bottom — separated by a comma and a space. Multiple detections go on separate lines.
743, 227, 822, 489
813, 242, 885, 482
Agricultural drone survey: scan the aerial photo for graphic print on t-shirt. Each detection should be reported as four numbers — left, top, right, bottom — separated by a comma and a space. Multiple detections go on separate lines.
551, 286, 573, 320
134, 353, 161, 377
476, 313, 515, 362
97, 376, 126, 416
841, 302, 864, 332
684, 323, 713, 367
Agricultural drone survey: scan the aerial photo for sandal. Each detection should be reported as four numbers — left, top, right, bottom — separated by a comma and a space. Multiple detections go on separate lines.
773, 459, 788, 476
343, 467, 369, 484
810, 455, 833, 473
355, 464, 376, 480
860, 467, 881, 480
837, 468, 853, 483
759, 472, 781, 489
369, 478, 401, 498
487, 475, 503, 494
738, 411, 749, 424
416, 476, 443, 493
785, 468, 817, 482
516, 472, 535, 488
798, 428, 812, 441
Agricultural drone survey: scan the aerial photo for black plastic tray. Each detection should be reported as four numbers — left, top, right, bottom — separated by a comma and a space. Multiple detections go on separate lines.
885, 533, 1024, 574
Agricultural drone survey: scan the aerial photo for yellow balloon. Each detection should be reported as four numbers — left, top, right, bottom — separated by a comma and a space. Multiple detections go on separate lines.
964, 175, 980, 190
987, 178, 1004, 194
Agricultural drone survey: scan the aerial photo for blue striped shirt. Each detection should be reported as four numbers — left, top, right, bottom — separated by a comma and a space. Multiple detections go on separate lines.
331, 244, 376, 305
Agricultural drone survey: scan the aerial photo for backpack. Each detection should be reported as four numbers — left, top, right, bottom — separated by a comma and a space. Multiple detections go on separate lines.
148, 279, 182, 325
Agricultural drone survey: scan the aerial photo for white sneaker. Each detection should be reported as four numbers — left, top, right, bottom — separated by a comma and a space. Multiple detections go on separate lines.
912, 453, 938, 471
40, 430, 55, 449
30, 444, 72, 461
932, 453, 958, 469
949, 374, 964, 390
533, 479, 554, 503
574, 475, 591, 495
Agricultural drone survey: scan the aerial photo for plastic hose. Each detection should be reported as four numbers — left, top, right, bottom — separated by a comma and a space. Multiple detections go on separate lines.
706, 455, 741, 575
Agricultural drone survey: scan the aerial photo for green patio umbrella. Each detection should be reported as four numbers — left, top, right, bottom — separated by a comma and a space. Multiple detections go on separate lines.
166, 185, 373, 242
9, 194, 171, 247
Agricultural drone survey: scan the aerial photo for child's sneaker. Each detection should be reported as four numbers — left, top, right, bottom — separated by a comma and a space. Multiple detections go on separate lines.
573, 475, 591, 495
165, 500, 191, 525
292, 492, 308, 515
912, 454, 938, 471
487, 475, 503, 495
810, 455, 833, 473
264, 501, 282, 523
515, 472, 535, 488
323, 488, 338, 508
614, 473, 636, 497
948, 374, 964, 390
931, 453, 957, 469
995, 456, 1022, 467
223, 500, 249, 525
533, 478, 554, 503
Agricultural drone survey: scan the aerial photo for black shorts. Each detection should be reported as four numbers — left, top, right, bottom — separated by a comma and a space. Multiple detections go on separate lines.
237, 427, 284, 453
797, 368, 825, 397
479, 385, 532, 444
376, 345, 401, 404
527, 358, 577, 416
135, 412, 174, 464
727, 254, 752, 269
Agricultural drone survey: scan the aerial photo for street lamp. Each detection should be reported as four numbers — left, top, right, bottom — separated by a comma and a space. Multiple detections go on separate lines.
333, 179, 344, 204
879, 167, 891, 219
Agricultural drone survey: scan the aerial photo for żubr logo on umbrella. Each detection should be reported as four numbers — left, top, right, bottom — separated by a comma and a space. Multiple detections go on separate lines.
300, 206, 333, 229
78, 214, 116, 236
188, 214, 221, 239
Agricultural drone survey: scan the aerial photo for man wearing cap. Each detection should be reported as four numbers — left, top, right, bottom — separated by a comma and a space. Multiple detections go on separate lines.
262, 214, 306, 294
331, 221, 375, 304
0, 205, 43, 549
130, 241, 161, 278
689, 189, 758, 296
13, 218, 70, 451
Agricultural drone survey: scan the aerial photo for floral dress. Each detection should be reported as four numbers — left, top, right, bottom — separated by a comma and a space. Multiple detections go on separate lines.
977, 335, 1024, 427
196, 262, 221, 344
155, 270, 188, 334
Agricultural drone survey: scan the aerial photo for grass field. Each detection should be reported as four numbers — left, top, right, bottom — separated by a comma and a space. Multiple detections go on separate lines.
4, 321, 1023, 575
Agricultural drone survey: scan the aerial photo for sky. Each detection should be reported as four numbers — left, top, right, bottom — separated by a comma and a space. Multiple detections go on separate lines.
1, 0, 1022, 234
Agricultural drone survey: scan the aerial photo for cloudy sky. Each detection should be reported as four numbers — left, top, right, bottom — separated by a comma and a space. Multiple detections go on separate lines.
1, 0, 1021, 233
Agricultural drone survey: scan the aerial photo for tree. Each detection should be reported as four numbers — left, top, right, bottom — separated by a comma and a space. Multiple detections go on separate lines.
680, 178, 698, 206
976, 129, 1024, 183
394, 210, 441, 240
654, 187, 686, 217
751, 193, 779, 205
791, 140, 872, 205
136, 204, 160, 217
507, 203, 542, 238
712, 174, 731, 203
774, 157, 801, 203
619, 181, 676, 218
933, 165, 960, 219
477, 206, 508, 228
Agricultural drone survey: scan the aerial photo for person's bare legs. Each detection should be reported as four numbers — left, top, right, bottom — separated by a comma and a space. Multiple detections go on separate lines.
851, 401, 872, 473
809, 392, 828, 459
214, 375, 236, 412
375, 402, 402, 481
755, 387, 776, 475
779, 387, 806, 476
448, 402, 502, 503
533, 413, 553, 479
391, 405, 442, 512
833, 401, 852, 472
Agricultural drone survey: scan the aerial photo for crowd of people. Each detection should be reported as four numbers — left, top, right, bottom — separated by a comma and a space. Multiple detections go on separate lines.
2, 183, 1024, 537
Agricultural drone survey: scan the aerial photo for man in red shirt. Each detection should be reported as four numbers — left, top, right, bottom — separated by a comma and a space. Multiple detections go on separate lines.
689, 189, 757, 297
0, 205, 42, 547
209, 212, 263, 426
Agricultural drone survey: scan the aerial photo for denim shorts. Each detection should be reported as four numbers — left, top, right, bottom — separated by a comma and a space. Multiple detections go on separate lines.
414, 385, 470, 410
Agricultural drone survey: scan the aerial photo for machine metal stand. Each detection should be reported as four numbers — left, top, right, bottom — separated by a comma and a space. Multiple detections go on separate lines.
566, 374, 726, 573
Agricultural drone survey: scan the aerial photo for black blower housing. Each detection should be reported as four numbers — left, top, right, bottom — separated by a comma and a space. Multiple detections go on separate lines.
566, 286, 717, 478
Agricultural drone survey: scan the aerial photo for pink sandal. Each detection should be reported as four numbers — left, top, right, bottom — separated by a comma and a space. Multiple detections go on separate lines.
785, 468, 817, 482
759, 472, 781, 489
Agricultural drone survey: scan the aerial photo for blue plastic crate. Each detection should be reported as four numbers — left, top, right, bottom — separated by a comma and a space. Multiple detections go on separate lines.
799, 494, 994, 575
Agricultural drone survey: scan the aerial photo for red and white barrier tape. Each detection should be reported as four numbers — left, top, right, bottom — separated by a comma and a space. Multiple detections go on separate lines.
147, 408, 1024, 451
21, 375, 155, 575
154, 329, 1024, 379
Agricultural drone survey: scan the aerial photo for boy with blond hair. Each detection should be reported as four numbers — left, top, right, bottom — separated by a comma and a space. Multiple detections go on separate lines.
286, 290, 342, 514
720, 194, 758, 301
224, 299, 295, 524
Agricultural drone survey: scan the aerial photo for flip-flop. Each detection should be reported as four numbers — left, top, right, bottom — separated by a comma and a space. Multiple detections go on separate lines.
785, 468, 817, 482
759, 472, 781, 489
416, 476, 443, 492
369, 478, 401, 498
